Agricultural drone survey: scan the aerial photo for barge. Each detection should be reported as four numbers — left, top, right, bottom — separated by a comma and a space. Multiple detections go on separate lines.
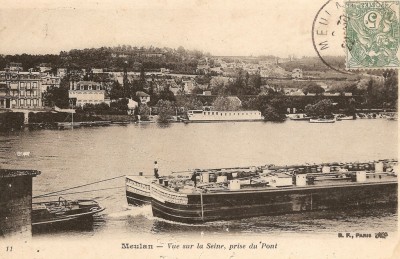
126, 160, 398, 223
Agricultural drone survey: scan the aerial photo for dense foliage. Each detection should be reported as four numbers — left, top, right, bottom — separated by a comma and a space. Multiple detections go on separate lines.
0, 112, 24, 131
0, 45, 207, 74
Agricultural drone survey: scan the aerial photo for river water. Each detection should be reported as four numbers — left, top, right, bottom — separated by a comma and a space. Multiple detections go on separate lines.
0, 119, 397, 239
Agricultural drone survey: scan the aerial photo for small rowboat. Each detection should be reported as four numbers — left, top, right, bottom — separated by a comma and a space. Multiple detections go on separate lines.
32, 197, 105, 227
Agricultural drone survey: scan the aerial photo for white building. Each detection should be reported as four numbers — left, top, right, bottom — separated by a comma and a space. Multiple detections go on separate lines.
69, 81, 106, 107
127, 98, 138, 115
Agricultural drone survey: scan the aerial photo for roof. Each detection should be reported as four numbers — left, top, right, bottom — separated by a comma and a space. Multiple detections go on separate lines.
77, 81, 101, 86
0, 169, 41, 178
226, 96, 242, 105
136, 91, 150, 97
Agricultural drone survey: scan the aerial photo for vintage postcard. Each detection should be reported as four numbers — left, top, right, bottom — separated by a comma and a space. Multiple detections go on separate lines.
0, 0, 398, 258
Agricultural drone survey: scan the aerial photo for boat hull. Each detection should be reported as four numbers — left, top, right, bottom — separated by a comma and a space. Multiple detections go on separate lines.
126, 190, 152, 206
309, 119, 335, 123
151, 181, 397, 224
125, 176, 154, 206
32, 199, 105, 227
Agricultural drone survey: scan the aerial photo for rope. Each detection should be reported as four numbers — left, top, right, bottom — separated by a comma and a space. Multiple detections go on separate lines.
34, 186, 125, 199
33, 175, 126, 198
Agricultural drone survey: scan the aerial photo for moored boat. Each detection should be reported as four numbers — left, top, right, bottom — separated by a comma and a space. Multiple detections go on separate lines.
187, 110, 263, 122
289, 114, 311, 121
336, 115, 355, 121
309, 118, 336, 123
32, 197, 105, 227
126, 160, 398, 223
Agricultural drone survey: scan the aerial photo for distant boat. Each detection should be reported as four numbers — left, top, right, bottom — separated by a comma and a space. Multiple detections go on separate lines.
387, 116, 398, 121
56, 122, 81, 129
32, 197, 105, 227
309, 118, 336, 123
289, 114, 311, 121
336, 115, 355, 121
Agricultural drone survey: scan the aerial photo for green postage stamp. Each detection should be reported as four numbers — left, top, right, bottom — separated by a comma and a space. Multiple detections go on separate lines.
345, 0, 400, 69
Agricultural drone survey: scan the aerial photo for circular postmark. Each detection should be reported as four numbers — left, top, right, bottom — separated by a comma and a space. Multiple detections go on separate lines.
312, 0, 349, 73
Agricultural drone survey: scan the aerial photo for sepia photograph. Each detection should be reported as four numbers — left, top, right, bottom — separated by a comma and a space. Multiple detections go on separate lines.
0, 0, 399, 258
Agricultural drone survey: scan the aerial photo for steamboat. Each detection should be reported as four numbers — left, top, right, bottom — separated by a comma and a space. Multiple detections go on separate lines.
125, 160, 398, 223
186, 110, 263, 122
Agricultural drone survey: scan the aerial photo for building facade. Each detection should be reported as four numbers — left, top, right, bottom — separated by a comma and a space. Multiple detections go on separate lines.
41, 74, 61, 93
0, 71, 44, 109
69, 81, 106, 106
0, 169, 41, 238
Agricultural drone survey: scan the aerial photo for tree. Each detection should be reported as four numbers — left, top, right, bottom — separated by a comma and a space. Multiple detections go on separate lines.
156, 100, 176, 123
139, 65, 146, 90
138, 104, 150, 121
110, 98, 128, 112
212, 96, 241, 111
158, 85, 176, 102
42, 78, 69, 108
109, 80, 125, 100
305, 99, 334, 117
262, 105, 286, 121
302, 84, 325, 95
176, 96, 203, 112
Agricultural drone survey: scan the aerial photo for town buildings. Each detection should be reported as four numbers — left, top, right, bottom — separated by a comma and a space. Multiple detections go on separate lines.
0, 62, 63, 109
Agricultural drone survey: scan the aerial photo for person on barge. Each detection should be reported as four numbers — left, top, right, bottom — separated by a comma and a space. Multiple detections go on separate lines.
154, 161, 159, 178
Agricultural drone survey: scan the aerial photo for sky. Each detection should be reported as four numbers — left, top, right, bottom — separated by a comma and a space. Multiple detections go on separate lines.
0, 0, 325, 57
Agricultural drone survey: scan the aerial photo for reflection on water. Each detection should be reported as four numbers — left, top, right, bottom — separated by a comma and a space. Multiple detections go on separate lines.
0, 120, 397, 238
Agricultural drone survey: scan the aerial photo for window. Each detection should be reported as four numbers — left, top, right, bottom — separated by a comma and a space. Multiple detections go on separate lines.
20, 90, 25, 96
27, 99, 31, 106
32, 82, 37, 88
20, 99, 25, 106
33, 99, 37, 105
212, 112, 214, 115
20, 82, 25, 88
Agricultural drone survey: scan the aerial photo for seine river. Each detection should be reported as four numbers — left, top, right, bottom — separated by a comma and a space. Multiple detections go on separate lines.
0, 119, 397, 239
